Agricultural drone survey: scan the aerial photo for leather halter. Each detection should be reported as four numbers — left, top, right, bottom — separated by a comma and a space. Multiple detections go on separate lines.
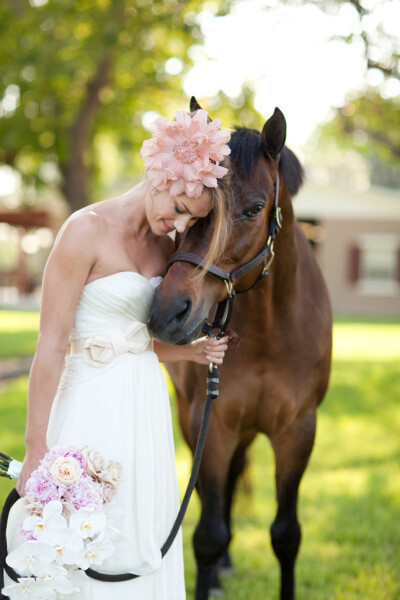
167, 172, 282, 335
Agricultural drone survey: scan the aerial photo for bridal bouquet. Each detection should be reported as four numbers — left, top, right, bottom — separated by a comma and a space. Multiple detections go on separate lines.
1, 445, 123, 600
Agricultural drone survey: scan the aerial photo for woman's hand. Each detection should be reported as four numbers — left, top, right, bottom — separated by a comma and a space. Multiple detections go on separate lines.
16, 444, 48, 497
190, 335, 229, 366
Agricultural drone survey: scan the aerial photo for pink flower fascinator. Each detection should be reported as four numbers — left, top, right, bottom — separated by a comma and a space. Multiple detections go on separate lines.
140, 109, 231, 198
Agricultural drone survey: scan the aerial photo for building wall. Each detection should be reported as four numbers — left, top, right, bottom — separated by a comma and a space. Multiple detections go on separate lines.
319, 219, 400, 316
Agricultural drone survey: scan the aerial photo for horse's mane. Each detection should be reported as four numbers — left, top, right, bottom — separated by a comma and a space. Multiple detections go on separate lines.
229, 127, 304, 197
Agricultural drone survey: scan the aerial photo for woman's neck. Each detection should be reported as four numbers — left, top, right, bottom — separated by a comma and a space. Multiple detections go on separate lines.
119, 180, 152, 238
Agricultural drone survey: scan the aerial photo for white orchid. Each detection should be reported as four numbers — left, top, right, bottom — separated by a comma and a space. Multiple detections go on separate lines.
38, 564, 77, 595
65, 567, 88, 597
69, 508, 107, 540
101, 506, 125, 541
65, 566, 88, 589
6, 541, 57, 577
23, 501, 67, 540
40, 528, 84, 566
1, 576, 57, 599
76, 537, 115, 570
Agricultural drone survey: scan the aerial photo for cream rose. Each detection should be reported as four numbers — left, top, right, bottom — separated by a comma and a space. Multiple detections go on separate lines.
101, 460, 123, 488
81, 447, 109, 481
24, 497, 44, 518
100, 482, 118, 504
49, 456, 82, 487
61, 500, 75, 520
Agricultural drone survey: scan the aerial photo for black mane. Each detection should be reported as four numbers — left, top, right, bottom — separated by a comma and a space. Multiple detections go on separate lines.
229, 126, 304, 197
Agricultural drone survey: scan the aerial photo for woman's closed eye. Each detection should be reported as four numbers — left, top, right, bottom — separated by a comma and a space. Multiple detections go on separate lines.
175, 204, 199, 224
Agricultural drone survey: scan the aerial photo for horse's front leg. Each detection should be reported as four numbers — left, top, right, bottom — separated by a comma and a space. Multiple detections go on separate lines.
269, 409, 316, 600
219, 433, 255, 577
191, 416, 237, 600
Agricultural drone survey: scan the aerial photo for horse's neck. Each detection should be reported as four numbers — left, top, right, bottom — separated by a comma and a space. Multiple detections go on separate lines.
270, 188, 298, 298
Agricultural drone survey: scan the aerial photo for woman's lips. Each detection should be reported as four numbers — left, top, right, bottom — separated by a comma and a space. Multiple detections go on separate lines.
162, 220, 174, 233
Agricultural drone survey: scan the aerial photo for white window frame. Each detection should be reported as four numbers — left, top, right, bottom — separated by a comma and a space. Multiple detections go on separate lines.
357, 234, 399, 296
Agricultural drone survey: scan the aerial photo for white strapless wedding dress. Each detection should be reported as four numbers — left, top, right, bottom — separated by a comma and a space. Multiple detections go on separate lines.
4, 271, 186, 599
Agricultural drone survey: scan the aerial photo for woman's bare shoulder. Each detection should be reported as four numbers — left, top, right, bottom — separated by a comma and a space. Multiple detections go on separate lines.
54, 208, 106, 250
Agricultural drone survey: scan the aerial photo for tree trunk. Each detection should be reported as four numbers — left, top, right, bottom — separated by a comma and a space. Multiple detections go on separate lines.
61, 55, 112, 213
62, 159, 91, 213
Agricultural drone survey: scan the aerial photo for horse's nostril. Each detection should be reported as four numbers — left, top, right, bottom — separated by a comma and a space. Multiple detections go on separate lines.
174, 298, 192, 325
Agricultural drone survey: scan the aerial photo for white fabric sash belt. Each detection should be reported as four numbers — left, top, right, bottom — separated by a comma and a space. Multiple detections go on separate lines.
70, 321, 152, 368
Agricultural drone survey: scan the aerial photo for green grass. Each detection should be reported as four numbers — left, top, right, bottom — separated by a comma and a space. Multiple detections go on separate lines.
0, 310, 39, 358
0, 316, 399, 599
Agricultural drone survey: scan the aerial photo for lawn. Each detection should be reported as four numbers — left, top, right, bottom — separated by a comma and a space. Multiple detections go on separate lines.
0, 313, 399, 599
0, 310, 39, 358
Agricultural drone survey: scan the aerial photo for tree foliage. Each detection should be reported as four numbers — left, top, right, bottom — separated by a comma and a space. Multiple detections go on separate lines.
280, 0, 400, 187
0, 0, 261, 212
310, 89, 400, 188
280, 0, 399, 81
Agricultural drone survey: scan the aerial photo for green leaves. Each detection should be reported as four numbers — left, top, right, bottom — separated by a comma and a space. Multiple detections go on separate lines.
0, 0, 223, 209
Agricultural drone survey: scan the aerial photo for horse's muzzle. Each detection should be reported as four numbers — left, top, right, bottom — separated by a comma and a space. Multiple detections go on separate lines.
148, 290, 204, 345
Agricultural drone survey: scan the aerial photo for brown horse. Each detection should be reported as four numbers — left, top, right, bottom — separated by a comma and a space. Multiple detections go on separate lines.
149, 106, 332, 600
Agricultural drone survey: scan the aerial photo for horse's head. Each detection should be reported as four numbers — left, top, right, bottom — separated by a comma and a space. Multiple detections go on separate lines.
149, 106, 297, 344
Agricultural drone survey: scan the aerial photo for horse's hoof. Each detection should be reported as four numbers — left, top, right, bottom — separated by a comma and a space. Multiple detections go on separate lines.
209, 588, 224, 598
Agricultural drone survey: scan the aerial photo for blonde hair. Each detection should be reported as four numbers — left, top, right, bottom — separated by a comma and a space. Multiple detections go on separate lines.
198, 157, 232, 277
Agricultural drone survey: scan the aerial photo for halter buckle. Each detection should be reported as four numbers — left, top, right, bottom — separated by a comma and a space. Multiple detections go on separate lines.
262, 244, 275, 276
224, 279, 234, 298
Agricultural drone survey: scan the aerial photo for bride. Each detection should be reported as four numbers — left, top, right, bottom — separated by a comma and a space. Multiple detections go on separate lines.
3, 108, 231, 599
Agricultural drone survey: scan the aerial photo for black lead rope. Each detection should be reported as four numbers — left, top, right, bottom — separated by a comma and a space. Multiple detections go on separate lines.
0, 365, 219, 593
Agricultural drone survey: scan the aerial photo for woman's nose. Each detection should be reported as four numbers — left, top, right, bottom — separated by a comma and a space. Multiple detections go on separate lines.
174, 214, 191, 233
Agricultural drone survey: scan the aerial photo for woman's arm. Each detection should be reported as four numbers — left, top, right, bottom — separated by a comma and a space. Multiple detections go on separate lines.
154, 336, 229, 365
16, 214, 99, 496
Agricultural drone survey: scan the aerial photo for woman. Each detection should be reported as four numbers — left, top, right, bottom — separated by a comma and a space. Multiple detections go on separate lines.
3, 109, 232, 599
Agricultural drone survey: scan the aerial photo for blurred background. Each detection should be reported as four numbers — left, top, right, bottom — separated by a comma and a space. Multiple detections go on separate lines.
0, 1, 399, 598
0, 0, 399, 313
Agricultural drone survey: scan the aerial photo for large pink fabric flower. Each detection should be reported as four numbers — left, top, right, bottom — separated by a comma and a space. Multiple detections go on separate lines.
140, 109, 231, 198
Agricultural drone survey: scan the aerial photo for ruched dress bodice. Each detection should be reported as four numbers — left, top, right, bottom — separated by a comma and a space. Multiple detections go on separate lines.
70, 271, 162, 339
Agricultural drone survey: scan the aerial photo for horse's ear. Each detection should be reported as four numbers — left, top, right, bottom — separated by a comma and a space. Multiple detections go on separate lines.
190, 96, 203, 112
261, 107, 286, 158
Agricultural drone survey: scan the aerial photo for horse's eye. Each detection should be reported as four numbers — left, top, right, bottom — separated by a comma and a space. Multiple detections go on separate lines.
244, 204, 264, 217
